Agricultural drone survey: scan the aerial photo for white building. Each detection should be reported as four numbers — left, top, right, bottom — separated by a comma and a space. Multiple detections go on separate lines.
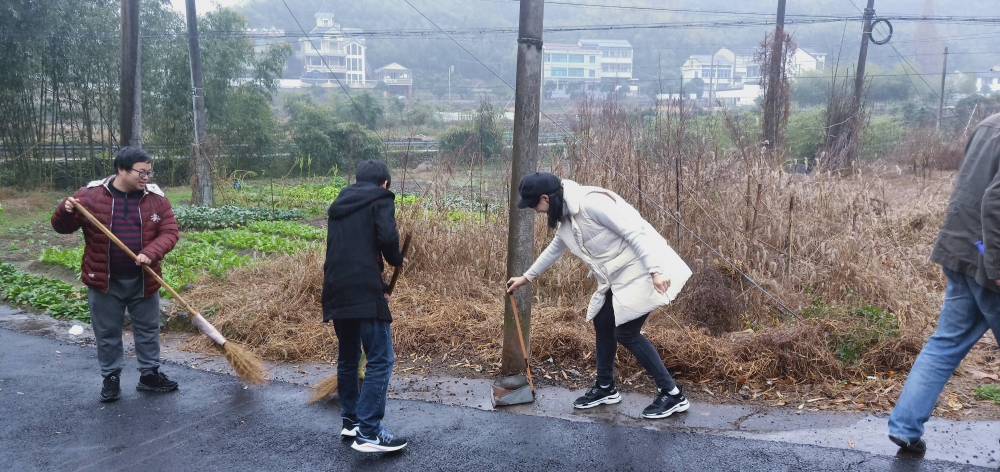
374, 63, 413, 99
679, 47, 825, 105
976, 65, 1000, 94
299, 13, 373, 88
542, 39, 635, 97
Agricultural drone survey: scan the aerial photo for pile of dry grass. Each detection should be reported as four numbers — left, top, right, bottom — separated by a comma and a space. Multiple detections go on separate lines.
182, 98, 960, 393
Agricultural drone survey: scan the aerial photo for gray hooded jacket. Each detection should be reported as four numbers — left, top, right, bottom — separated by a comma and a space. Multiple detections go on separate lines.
930, 112, 1000, 290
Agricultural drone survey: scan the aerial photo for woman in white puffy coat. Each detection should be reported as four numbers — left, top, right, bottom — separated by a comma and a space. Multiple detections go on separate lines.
507, 172, 692, 419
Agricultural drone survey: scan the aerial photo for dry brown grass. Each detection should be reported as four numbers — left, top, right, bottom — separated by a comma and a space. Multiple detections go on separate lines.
182, 100, 964, 401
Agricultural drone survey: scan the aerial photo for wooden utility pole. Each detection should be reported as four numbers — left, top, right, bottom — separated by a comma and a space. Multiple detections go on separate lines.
119, 0, 142, 148
937, 47, 948, 130
761, 0, 786, 150
503, 0, 544, 376
853, 0, 876, 110
708, 52, 715, 108
185, 0, 213, 206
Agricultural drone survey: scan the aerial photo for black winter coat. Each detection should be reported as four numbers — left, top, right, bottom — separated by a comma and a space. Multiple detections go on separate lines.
321, 182, 404, 322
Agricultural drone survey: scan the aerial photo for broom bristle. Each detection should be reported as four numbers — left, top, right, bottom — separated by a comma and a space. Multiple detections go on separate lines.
219, 342, 268, 385
306, 374, 339, 404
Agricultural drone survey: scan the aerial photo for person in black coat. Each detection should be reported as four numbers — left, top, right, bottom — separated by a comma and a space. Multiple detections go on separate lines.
322, 160, 407, 452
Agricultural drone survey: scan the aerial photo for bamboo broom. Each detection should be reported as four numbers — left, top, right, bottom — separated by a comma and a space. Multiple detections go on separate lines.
307, 233, 411, 403
73, 201, 268, 385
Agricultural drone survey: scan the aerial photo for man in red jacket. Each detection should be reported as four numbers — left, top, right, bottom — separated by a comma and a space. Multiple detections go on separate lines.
51, 147, 179, 403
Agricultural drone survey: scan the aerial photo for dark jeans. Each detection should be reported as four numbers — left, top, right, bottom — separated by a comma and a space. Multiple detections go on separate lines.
332, 318, 395, 437
594, 291, 676, 391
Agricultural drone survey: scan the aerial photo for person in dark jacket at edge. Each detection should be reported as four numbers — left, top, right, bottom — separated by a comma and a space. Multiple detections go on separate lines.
322, 159, 408, 453
888, 112, 1000, 454
51, 147, 180, 403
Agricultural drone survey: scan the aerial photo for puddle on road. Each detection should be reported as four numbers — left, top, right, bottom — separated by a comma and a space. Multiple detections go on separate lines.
4, 307, 998, 467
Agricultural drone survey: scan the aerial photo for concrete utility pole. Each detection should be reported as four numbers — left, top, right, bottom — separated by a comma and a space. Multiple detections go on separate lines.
853, 0, 876, 111
503, 0, 544, 376
119, 0, 142, 148
761, 0, 786, 150
708, 52, 715, 107
937, 47, 948, 130
185, 0, 213, 206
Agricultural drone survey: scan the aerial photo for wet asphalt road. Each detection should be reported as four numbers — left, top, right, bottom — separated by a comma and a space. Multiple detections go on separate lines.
0, 328, 986, 472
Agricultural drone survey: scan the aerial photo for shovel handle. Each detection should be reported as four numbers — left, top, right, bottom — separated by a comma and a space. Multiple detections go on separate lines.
507, 293, 534, 394
386, 233, 411, 296
72, 201, 199, 319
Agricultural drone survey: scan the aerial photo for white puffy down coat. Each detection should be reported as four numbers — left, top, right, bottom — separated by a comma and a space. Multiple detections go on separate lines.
523, 180, 692, 326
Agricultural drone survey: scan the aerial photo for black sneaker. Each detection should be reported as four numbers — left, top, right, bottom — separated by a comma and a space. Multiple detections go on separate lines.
100, 372, 121, 403
351, 428, 408, 453
573, 382, 622, 409
642, 386, 690, 419
341, 418, 360, 438
889, 434, 927, 454
136, 368, 179, 393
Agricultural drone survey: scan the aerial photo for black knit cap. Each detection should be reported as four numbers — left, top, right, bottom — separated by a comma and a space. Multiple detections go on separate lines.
516, 172, 561, 209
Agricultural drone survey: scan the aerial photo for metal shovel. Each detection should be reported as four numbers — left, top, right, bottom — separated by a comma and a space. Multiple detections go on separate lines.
492, 293, 535, 407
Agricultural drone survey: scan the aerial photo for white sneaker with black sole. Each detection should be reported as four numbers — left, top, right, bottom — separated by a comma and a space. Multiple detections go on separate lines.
340, 418, 359, 438
573, 383, 622, 409
352, 428, 408, 453
642, 386, 690, 419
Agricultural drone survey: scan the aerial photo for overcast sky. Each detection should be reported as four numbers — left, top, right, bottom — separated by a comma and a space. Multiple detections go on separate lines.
169, 0, 244, 15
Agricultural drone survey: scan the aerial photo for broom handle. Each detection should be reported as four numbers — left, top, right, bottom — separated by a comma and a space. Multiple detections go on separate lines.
508, 293, 534, 393
386, 233, 411, 295
72, 201, 225, 345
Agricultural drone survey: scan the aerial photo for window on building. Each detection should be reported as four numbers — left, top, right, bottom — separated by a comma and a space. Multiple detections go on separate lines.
589, 56, 595, 63
602, 51, 610, 57
719, 68, 731, 79
569, 54, 584, 63
310, 56, 323, 66
589, 70, 595, 77
624, 50, 631, 58
323, 19, 330, 27
545, 54, 551, 62
569, 68, 584, 77
702, 66, 713, 78
551, 68, 567, 77
552, 54, 567, 63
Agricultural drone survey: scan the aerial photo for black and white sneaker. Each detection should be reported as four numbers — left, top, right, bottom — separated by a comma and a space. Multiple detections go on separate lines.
100, 372, 121, 403
642, 386, 690, 419
341, 418, 360, 438
573, 382, 622, 409
889, 435, 927, 454
351, 428, 408, 453
136, 367, 179, 393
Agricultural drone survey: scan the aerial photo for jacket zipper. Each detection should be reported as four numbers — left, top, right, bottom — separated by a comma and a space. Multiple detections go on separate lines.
105, 182, 114, 287
138, 191, 146, 295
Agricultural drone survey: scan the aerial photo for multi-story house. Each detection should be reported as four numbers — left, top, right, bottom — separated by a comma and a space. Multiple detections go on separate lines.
541, 39, 635, 97
679, 47, 825, 104
375, 63, 413, 99
299, 13, 373, 88
976, 65, 1000, 94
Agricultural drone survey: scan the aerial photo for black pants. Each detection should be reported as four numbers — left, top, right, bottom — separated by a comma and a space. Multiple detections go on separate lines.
594, 291, 676, 391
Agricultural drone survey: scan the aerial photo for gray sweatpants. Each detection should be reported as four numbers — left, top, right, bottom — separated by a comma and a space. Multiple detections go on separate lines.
88, 276, 161, 377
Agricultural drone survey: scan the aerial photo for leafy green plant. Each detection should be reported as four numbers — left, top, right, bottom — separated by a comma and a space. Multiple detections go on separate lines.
0, 262, 90, 322
185, 229, 317, 254
173, 205, 305, 230
246, 221, 326, 240
39, 246, 85, 275
973, 384, 1000, 404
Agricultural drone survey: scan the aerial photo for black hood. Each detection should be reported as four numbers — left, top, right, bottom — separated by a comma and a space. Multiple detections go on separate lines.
328, 182, 395, 220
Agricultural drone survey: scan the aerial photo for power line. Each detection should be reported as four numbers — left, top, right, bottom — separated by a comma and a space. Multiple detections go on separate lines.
405, 0, 800, 318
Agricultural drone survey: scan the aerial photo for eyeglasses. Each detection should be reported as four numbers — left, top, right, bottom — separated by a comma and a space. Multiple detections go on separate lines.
129, 169, 155, 179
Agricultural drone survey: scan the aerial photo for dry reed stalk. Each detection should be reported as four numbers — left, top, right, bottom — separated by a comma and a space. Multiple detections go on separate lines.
180, 98, 963, 397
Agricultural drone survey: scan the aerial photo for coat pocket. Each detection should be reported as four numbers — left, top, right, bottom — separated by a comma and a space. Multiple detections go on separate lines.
603, 245, 638, 278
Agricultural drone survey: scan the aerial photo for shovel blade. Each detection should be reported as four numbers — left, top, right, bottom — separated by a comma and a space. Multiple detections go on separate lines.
492, 376, 535, 407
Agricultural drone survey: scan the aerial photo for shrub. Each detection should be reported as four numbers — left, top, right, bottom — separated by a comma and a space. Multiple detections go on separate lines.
973, 384, 1000, 404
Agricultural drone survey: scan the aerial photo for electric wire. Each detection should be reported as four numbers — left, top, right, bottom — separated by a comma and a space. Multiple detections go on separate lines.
402, 0, 801, 318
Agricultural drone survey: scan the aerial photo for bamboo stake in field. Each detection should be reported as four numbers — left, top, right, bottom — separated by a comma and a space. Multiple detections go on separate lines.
73, 201, 268, 385
308, 234, 412, 403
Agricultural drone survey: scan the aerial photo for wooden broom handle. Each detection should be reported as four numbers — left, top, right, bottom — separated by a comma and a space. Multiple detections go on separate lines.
72, 201, 200, 319
508, 293, 534, 393
386, 233, 411, 295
